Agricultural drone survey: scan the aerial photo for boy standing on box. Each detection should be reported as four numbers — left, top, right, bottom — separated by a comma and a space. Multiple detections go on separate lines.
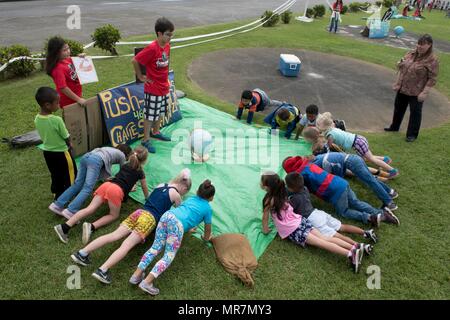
34, 87, 77, 199
132, 17, 174, 154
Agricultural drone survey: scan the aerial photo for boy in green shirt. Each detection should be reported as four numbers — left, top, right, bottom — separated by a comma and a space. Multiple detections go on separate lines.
34, 87, 77, 199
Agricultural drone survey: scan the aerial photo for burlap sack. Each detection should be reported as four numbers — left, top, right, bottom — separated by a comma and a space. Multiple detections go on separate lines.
211, 233, 258, 287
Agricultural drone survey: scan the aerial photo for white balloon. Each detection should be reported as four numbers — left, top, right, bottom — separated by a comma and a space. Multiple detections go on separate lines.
189, 129, 214, 156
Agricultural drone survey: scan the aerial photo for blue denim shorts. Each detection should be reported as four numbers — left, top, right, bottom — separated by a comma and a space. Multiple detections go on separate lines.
287, 218, 313, 248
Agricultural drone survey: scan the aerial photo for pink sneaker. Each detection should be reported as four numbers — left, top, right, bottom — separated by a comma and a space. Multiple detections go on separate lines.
61, 208, 75, 220
48, 203, 63, 215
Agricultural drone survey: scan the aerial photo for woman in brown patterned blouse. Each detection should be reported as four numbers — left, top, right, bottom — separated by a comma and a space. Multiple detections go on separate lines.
384, 34, 439, 142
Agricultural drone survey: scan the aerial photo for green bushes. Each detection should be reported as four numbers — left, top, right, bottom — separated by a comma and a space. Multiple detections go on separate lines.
280, 10, 293, 24
92, 24, 121, 55
261, 10, 280, 27
0, 44, 36, 78
306, 8, 315, 18
312, 5, 326, 18
342, 5, 349, 14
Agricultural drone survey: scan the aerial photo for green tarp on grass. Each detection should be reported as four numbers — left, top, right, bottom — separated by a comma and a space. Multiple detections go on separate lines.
113, 98, 311, 259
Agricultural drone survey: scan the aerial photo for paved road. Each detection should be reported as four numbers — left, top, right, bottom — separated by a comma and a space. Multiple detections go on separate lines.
0, 0, 363, 51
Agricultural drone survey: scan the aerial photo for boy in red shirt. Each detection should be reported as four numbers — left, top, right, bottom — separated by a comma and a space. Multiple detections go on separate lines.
132, 17, 174, 153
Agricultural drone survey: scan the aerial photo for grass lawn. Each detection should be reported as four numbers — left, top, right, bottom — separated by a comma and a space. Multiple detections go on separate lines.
0, 10, 449, 299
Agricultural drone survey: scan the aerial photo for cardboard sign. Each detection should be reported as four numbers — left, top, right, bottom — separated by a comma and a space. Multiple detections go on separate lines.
63, 96, 104, 157
72, 57, 99, 84
98, 75, 182, 147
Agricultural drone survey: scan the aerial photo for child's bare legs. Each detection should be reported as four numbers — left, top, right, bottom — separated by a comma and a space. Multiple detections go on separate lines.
368, 167, 390, 182
339, 223, 364, 236
91, 201, 121, 230
81, 225, 131, 255
364, 150, 394, 172
143, 119, 152, 142
305, 229, 349, 257
152, 118, 162, 135
313, 230, 354, 250
333, 232, 357, 246
66, 195, 104, 227
99, 232, 142, 271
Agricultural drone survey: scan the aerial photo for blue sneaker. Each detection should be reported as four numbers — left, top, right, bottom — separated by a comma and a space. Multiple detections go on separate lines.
388, 168, 399, 179
383, 156, 392, 165
141, 140, 156, 153
150, 131, 171, 141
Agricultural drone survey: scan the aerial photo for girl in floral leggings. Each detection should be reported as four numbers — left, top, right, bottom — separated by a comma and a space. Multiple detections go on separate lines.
130, 179, 215, 296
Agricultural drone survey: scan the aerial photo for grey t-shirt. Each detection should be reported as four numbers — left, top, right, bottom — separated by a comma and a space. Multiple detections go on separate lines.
299, 114, 316, 127
288, 187, 315, 218
91, 147, 126, 180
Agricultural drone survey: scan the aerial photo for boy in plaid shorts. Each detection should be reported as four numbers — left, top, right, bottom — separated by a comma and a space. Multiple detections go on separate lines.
132, 17, 174, 153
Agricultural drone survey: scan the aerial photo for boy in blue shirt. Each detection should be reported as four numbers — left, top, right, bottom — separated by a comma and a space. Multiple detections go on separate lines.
264, 103, 301, 139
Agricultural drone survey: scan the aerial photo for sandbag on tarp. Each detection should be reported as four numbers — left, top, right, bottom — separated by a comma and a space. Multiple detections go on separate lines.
2, 130, 42, 148
211, 233, 258, 287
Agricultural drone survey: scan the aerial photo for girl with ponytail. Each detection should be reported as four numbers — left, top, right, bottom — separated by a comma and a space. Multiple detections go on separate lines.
260, 172, 365, 273
131, 179, 215, 296
71, 168, 193, 285
54, 146, 149, 245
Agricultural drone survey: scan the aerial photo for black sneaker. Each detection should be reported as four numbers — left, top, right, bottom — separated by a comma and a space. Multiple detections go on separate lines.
384, 127, 398, 132
369, 214, 381, 228
382, 208, 400, 225
349, 248, 361, 273
364, 229, 378, 243
334, 119, 346, 131
363, 244, 374, 255
92, 268, 112, 284
389, 189, 399, 199
71, 251, 91, 267
406, 136, 416, 142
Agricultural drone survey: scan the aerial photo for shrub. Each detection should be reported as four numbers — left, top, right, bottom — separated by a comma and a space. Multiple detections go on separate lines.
342, 5, 349, 14
313, 5, 326, 18
92, 24, 121, 55
306, 8, 315, 18
375, 1, 383, 6
349, 2, 362, 13
65, 39, 84, 56
0, 44, 36, 77
280, 10, 293, 24
383, 0, 394, 7
261, 10, 280, 27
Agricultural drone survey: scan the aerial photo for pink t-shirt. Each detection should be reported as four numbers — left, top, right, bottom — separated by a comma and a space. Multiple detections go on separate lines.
134, 40, 170, 96
271, 203, 302, 239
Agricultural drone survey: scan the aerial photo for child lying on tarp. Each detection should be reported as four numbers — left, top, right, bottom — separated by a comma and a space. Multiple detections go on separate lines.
264, 103, 301, 139
260, 171, 365, 273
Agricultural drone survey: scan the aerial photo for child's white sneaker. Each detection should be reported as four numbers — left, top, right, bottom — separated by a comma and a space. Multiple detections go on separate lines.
129, 272, 146, 285
139, 281, 160, 296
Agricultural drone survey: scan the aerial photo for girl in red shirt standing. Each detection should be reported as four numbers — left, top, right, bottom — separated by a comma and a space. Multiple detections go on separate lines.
329, 0, 343, 33
45, 36, 86, 108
